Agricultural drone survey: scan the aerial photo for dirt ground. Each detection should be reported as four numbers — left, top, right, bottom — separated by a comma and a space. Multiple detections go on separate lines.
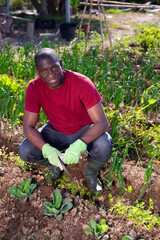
0, 11, 160, 240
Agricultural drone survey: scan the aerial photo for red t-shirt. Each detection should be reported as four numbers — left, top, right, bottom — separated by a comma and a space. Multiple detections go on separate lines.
24, 69, 102, 134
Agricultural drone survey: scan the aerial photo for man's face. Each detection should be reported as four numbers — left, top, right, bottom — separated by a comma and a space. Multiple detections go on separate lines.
36, 56, 64, 90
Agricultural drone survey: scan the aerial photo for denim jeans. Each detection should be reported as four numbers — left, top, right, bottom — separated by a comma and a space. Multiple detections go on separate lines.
19, 123, 113, 164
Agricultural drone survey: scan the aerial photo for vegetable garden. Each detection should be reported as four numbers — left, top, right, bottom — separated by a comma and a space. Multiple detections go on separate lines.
0, 11, 160, 240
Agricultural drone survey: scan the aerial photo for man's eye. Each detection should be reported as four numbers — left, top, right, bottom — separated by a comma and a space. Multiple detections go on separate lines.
51, 66, 59, 71
41, 69, 47, 73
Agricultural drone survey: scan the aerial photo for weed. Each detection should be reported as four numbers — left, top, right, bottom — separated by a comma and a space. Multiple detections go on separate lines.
109, 193, 160, 231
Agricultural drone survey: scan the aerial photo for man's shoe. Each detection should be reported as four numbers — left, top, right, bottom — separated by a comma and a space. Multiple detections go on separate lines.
84, 156, 104, 194
44, 165, 62, 181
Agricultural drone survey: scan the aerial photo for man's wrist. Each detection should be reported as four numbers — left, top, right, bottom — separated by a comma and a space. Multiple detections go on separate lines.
80, 139, 87, 145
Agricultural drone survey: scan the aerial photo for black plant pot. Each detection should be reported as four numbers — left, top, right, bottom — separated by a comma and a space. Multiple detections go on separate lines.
60, 23, 77, 41
35, 18, 56, 29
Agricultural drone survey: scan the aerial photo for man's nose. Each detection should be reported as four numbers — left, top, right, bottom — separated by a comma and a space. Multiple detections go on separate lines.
48, 69, 55, 77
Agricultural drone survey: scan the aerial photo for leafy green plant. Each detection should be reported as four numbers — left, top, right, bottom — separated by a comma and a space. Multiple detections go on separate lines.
53, 176, 99, 203
141, 82, 160, 118
84, 219, 109, 239
122, 237, 133, 240
122, 236, 144, 240
109, 194, 160, 231
8, 178, 37, 202
43, 190, 73, 221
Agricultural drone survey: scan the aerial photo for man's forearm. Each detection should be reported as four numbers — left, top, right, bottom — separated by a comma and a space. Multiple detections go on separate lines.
80, 121, 108, 144
24, 127, 46, 150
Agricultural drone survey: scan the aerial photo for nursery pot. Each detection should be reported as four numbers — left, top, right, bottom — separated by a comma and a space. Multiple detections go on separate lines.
60, 23, 77, 41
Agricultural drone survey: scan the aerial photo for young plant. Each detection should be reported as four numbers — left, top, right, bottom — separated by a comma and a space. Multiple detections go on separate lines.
84, 219, 109, 239
8, 178, 37, 202
122, 237, 133, 240
122, 237, 144, 240
109, 193, 160, 231
43, 190, 73, 221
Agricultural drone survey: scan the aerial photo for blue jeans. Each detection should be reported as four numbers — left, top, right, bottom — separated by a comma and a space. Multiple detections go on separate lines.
19, 123, 113, 164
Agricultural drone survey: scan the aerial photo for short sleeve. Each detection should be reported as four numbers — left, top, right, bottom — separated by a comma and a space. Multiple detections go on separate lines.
79, 76, 102, 109
24, 82, 41, 113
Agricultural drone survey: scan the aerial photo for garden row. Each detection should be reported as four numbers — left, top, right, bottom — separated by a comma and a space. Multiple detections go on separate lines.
0, 25, 160, 205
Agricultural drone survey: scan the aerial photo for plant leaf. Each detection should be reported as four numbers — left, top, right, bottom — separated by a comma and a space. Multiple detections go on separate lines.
148, 99, 156, 105
84, 227, 94, 234
99, 219, 106, 225
101, 224, 109, 234
122, 237, 133, 240
43, 201, 60, 215
60, 202, 73, 213
52, 190, 62, 210
89, 219, 97, 232
55, 213, 63, 221
44, 201, 54, 209
43, 208, 54, 216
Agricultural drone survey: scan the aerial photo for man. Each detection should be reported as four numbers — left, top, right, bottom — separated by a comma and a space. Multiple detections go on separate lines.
19, 48, 113, 194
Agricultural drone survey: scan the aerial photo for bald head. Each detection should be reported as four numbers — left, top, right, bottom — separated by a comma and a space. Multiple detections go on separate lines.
35, 48, 59, 68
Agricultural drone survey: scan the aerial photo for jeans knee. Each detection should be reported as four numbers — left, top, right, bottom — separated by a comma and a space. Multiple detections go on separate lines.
18, 140, 30, 162
18, 139, 42, 163
88, 133, 113, 163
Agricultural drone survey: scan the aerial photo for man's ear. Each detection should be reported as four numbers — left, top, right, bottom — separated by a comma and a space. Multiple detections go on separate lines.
59, 60, 63, 68
35, 68, 39, 75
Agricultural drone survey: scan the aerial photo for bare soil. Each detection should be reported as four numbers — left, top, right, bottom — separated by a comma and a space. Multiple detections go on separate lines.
0, 11, 160, 240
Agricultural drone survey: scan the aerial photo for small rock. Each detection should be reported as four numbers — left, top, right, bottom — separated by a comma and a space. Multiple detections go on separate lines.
0, 167, 5, 176
70, 208, 77, 216
78, 212, 82, 217
29, 216, 35, 224
82, 224, 89, 230
84, 206, 89, 212
82, 224, 91, 236
74, 217, 80, 223
100, 209, 107, 217
31, 201, 39, 208
22, 225, 28, 235
94, 214, 101, 220
11, 167, 21, 176
35, 225, 39, 231
129, 229, 137, 239
102, 234, 110, 240
50, 229, 61, 237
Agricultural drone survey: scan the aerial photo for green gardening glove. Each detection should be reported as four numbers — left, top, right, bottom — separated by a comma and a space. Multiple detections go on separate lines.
42, 144, 63, 170
64, 139, 87, 164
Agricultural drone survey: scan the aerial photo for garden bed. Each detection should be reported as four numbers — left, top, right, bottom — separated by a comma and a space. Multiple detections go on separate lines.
0, 11, 160, 240
0, 120, 160, 240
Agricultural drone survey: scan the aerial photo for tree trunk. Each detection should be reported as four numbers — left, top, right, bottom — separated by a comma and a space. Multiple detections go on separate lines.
30, 0, 41, 13
46, 0, 58, 15
41, 0, 48, 15
30, 0, 58, 16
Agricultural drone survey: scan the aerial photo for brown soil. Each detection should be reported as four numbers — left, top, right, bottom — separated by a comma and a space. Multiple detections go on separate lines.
0, 11, 160, 240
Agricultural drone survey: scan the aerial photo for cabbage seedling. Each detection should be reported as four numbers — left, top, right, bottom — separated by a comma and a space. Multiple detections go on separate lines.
8, 178, 37, 202
122, 237, 144, 240
43, 190, 73, 221
85, 219, 109, 239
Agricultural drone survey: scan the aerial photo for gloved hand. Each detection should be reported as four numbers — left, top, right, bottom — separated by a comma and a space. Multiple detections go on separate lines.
42, 143, 63, 170
64, 139, 87, 164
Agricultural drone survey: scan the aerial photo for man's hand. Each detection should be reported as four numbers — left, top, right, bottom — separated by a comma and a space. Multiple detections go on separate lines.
42, 144, 63, 170
64, 139, 87, 164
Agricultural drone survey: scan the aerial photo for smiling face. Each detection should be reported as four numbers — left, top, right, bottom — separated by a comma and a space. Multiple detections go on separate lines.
35, 49, 64, 90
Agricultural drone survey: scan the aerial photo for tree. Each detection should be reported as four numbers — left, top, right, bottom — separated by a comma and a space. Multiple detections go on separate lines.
30, 0, 65, 16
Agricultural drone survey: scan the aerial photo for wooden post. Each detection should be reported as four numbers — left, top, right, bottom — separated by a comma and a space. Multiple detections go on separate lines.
85, 0, 93, 52
98, 0, 104, 52
27, 21, 34, 38
100, 0, 113, 52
